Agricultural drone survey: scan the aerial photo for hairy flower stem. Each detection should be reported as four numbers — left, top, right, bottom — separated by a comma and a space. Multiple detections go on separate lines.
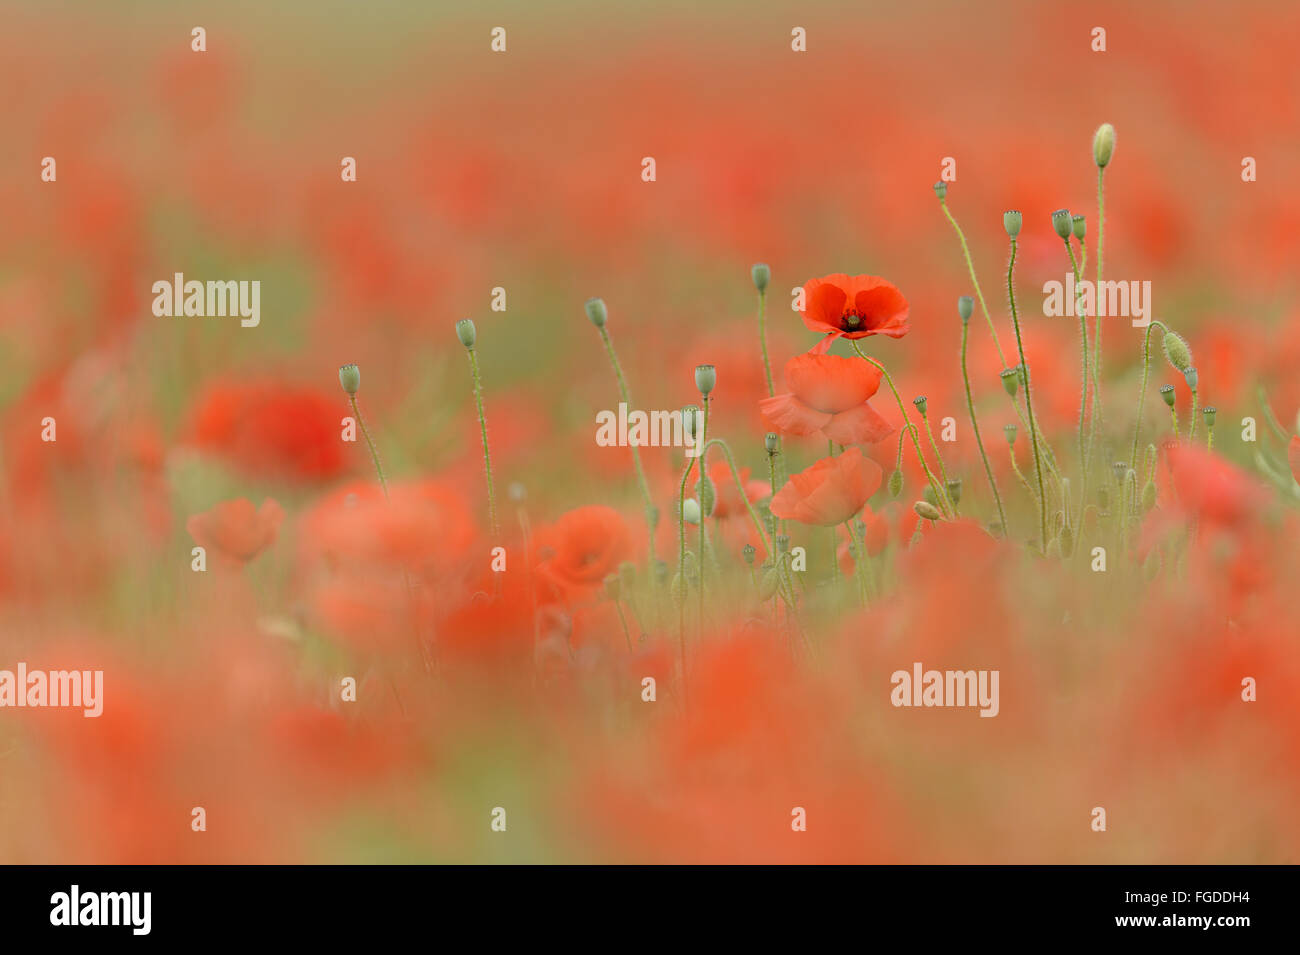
960, 319, 1008, 535
851, 341, 952, 515
349, 395, 390, 501
614, 598, 633, 652
1010, 446, 1038, 504
1008, 240, 1049, 549
1093, 167, 1107, 434
920, 415, 953, 509
1128, 320, 1170, 472
939, 197, 1009, 368
1065, 239, 1091, 515
1188, 389, 1200, 443
697, 394, 710, 632
465, 349, 499, 539
597, 325, 657, 564
676, 451, 698, 701
758, 288, 775, 398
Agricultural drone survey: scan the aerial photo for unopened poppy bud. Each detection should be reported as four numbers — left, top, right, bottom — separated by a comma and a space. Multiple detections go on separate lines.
912, 395, 928, 417
1071, 214, 1086, 240
682, 404, 700, 438
751, 263, 770, 293
603, 573, 620, 599
1004, 423, 1017, 445
695, 363, 716, 396
455, 318, 476, 348
682, 498, 701, 525
1052, 209, 1073, 240
1003, 209, 1023, 238
584, 297, 607, 327
338, 363, 360, 395
697, 475, 716, 516
933, 181, 947, 200
742, 544, 756, 565
1203, 406, 1217, 427
957, 296, 974, 323
946, 478, 962, 505
922, 485, 938, 507
1183, 366, 1199, 391
888, 469, 903, 498
1112, 461, 1128, 484
914, 501, 943, 522
1093, 122, 1116, 168
1141, 481, 1157, 512
1000, 367, 1020, 397
775, 534, 790, 554
764, 432, 779, 454
1159, 384, 1176, 408
1162, 330, 1193, 373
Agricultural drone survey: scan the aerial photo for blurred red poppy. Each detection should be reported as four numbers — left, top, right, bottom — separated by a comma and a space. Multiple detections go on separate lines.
187, 497, 285, 567
760, 351, 892, 446
770, 447, 883, 526
535, 505, 631, 597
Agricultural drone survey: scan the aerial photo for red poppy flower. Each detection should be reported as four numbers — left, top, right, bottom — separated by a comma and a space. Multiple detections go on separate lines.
1165, 443, 1270, 529
759, 351, 893, 446
186, 497, 285, 567
800, 274, 909, 341
535, 505, 631, 597
770, 447, 883, 526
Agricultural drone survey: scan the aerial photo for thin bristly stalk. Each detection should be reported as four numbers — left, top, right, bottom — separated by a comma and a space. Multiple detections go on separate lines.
597, 323, 657, 563
758, 286, 775, 398
1065, 239, 1090, 496
850, 341, 952, 515
676, 449, 697, 702
1008, 239, 1049, 549
1093, 165, 1107, 435
961, 317, 1008, 535
939, 197, 1009, 369
466, 348, 500, 539
697, 394, 710, 633
349, 394, 389, 501
1129, 320, 1169, 472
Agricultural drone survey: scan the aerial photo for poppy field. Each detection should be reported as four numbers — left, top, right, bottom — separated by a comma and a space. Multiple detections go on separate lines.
2, 1, 1299, 865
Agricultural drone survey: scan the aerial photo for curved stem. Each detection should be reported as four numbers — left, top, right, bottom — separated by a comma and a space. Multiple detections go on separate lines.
598, 325, 656, 562
1129, 320, 1169, 472
1008, 239, 1048, 548
961, 319, 1008, 534
465, 350, 499, 538
349, 394, 390, 501
939, 198, 1008, 368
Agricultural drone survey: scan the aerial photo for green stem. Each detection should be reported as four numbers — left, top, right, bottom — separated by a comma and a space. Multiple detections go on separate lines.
466, 349, 499, 538
598, 325, 657, 562
1065, 239, 1090, 503
961, 318, 1008, 535
697, 395, 710, 635
1008, 239, 1049, 548
939, 198, 1009, 368
1128, 320, 1169, 472
1188, 389, 1199, 442
349, 394, 389, 501
758, 289, 774, 398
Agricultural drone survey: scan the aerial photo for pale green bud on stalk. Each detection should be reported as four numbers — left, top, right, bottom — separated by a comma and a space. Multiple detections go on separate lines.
751, 263, 770, 294
338, 363, 360, 396
1071, 215, 1086, 240
695, 363, 716, 396
584, 297, 607, 328
1093, 123, 1116, 168
946, 479, 962, 505
1141, 481, 1157, 512
1162, 331, 1193, 373
914, 501, 943, 522
888, 469, 904, 498
456, 318, 477, 349
1000, 367, 1020, 398
682, 498, 701, 525
1003, 210, 1022, 238
1052, 209, 1074, 240
957, 296, 974, 323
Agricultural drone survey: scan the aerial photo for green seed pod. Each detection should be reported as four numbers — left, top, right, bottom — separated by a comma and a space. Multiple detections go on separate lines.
957, 296, 974, 323
888, 469, 904, 498
1159, 384, 1176, 408
775, 534, 790, 554
1000, 366, 1020, 398
1112, 461, 1129, 484
914, 500, 943, 521
946, 479, 962, 505
1071, 214, 1086, 240
764, 432, 779, 454
695, 363, 716, 396
338, 363, 360, 395
1003, 209, 1023, 238
455, 318, 477, 348
742, 543, 756, 565
584, 297, 607, 327
1052, 209, 1074, 240
1161, 330, 1193, 373
1203, 406, 1217, 427
923, 485, 938, 507
751, 263, 770, 294
1003, 423, 1018, 445
682, 405, 701, 439
933, 181, 948, 200
1093, 122, 1116, 168
1183, 366, 1199, 391
912, 395, 928, 417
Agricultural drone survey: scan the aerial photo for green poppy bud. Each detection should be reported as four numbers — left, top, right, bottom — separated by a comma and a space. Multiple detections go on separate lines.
1003, 209, 1023, 238
1071, 214, 1086, 240
682, 498, 701, 525
1003, 423, 1017, 445
584, 297, 607, 327
1052, 209, 1073, 240
1183, 366, 1199, 391
914, 500, 943, 522
742, 544, 756, 565
888, 469, 903, 498
1093, 123, 1116, 168
912, 395, 928, 417
957, 296, 974, 323
933, 181, 948, 200
765, 432, 779, 454
1162, 330, 1193, 373
946, 479, 962, 505
455, 318, 476, 349
751, 263, 770, 294
1000, 367, 1020, 398
338, 363, 360, 395
1159, 384, 1176, 408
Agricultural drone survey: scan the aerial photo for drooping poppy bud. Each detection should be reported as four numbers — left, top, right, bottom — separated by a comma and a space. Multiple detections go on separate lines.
914, 501, 943, 521
1162, 330, 1193, 373
888, 469, 903, 498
